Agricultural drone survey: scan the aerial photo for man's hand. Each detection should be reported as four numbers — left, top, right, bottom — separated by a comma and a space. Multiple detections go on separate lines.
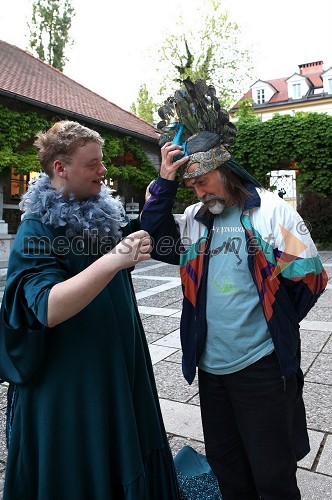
110, 230, 152, 269
160, 142, 189, 181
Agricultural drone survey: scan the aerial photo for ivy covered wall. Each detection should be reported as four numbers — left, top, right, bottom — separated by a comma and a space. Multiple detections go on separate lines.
0, 101, 158, 226
0, 102, 331, 244
232, 112, 332, 246
232, 112, 332, 196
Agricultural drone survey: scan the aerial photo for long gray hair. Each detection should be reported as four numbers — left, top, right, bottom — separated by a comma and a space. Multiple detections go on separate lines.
217, 166, 254, 207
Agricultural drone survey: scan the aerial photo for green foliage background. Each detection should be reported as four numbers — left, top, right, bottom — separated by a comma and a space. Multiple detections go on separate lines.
0, 104, 331, 244
103, 136, 157, 188
232, 112, 332, 195
0, 104, 156, 190
0, 105, 50, 172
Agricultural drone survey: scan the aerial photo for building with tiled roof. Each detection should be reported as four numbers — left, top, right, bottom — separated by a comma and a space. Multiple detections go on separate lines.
230, 61, 332, 122
0, 40, 160, 239
0, 40, 159, 142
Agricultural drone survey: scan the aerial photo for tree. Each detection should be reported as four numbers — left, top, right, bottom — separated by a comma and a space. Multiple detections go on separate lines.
156, 0, 253, 108
233, 98, 257, 120
130, 84, 156, 124
29, 0, 75, 71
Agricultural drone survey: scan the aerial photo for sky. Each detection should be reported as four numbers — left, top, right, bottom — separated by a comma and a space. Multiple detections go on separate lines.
0, 0, 331, 111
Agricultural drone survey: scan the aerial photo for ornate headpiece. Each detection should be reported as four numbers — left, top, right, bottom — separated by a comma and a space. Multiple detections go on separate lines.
157, 78, 260, 186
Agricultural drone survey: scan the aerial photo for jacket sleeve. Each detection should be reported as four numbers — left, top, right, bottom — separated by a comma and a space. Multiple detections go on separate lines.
0, 218, 68, 384
272, 205, 328, 322
140, 176, 181, 265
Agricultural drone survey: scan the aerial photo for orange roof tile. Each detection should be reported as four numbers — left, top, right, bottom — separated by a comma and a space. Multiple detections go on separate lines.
0, 40, 158, 142
232, 64, 327, 111
306, 75, 323, 87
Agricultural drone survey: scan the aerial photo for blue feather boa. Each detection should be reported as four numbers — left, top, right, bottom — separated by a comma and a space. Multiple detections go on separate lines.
19, 174, 126, 241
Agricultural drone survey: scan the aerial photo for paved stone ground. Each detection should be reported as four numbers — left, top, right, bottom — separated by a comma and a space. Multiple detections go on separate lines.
0, 251, 331, 498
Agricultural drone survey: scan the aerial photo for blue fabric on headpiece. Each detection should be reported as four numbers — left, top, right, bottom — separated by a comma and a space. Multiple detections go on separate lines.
224, 157, 262, 187
168, 119, 261, 187
171, 122, 188, 160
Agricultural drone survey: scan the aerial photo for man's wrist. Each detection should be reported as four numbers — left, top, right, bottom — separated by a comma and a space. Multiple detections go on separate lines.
159, 173, 177, 182
160, 175, 175, 181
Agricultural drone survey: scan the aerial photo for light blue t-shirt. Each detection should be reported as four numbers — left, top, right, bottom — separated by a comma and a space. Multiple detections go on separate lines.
199, 205, 274, 375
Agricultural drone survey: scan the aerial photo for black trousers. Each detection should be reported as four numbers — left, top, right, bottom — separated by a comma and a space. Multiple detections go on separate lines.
198, 352, 301, 500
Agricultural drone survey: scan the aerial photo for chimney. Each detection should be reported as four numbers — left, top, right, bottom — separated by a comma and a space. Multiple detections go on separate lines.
299, 61, 323, 75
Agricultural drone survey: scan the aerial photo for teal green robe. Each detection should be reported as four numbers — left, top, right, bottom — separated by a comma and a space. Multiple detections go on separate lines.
1, 216, 179, 499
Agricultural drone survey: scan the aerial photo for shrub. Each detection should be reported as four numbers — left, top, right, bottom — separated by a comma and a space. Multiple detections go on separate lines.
298, 192, 332, 248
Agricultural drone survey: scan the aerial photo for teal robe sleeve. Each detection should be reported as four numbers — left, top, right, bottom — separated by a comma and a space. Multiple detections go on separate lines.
0, 216, 68, 384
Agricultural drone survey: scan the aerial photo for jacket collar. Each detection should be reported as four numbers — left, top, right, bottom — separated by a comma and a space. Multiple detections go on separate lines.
243, 183, 261, 210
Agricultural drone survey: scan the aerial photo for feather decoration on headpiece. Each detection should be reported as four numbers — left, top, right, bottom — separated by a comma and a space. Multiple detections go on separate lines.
157, 77, 236, 151
157, 77, 261, 186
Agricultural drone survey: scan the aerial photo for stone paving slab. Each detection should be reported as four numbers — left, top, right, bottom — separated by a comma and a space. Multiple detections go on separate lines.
138, 305, 180, 317
0, 385, 7, 471
301, 351, 319, 374
134, 275, 178, 282
170, 311, 182, 318
300, 320, 332, 332
145, 331, 165, 344
136, 286, 183, 307
316, 434, 332, 475
142, 316, 180, 334
167, 300, 183, 310
322, 336, 332, 353
135, 265, 181, 277
318, 251, 332, 260
153, 329, 181, 349
188, 394, 201, 406
301, 330, 331, 352
298, 429, 325, 469
306, 307, 332, 322
165, 351, 183, 364
311, 289, 332, 307
304, 382, 332, 432
305, 353, 332, 384
135, 279, 181, 300
154, 361, 199, 403
159, 398, 204, 441
132, 261, 169, 273
149, 344, 178, 365
131, 277, 167, 293
297, 468, 332, 499
0, 411, 7, 465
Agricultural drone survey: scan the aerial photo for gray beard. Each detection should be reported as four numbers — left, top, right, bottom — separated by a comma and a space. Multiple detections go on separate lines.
207, 199, 226, 214
201, 196, 226, 214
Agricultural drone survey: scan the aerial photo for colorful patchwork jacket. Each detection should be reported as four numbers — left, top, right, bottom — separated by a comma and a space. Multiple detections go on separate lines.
141, 176, 328, 390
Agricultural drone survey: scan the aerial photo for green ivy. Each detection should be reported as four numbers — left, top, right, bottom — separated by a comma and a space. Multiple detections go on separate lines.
233, 112, 332, 196
0, 103, 157, 187
1, 103, 331, 203
0, 104, 50, 172
104, 136, 157, 188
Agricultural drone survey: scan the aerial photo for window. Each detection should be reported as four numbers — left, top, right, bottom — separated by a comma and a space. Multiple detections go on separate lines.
292, 83, 301, 99
10, 170, 27, 199
9, 169, 39, 200
328, 78, 332, 95
256, 89, 265, 104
